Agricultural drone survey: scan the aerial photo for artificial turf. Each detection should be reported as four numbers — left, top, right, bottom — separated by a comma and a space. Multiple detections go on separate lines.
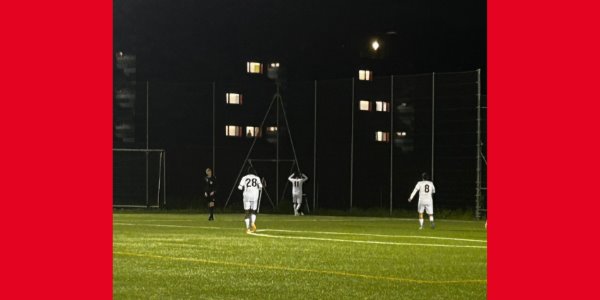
114, 213, 486, 299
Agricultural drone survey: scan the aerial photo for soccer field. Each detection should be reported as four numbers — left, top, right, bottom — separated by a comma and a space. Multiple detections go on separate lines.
114, 213, 487, 299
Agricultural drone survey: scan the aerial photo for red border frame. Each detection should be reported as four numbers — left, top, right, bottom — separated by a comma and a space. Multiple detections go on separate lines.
2, 1, 112, 298
489, 0, 600, 298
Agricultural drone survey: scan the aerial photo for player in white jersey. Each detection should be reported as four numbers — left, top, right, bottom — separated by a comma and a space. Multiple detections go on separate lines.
288, 173, 308, 216
238, 167, 263, 233
408, 172, 436, 229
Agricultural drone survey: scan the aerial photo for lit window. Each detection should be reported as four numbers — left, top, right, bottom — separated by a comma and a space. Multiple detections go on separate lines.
225, 125, 242, 137
375, 131, 390, 142
358, 70, 373, 81
226, 93, 243, 105
375, 101, 389, 112
266, 126, 278, 133
359, 100, 372, 111
247, 62, 263, 74
396, 131, 407, 137
246, 126, 261, 138
270, 62, 280, 68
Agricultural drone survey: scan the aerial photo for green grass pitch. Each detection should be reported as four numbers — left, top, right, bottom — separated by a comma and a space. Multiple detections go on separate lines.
114, 213, 487, 299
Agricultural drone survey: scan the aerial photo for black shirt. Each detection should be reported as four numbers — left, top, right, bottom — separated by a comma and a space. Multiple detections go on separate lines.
204, 176, 217, 196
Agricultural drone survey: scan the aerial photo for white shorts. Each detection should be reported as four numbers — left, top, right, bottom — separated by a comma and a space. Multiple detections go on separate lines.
292, 193, 302, 204
243, 200, 257, 211
418, 202, 434, 215
243, 194, 258, 211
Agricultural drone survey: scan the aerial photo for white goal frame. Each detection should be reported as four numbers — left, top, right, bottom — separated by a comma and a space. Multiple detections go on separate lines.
113, 148, 166, 208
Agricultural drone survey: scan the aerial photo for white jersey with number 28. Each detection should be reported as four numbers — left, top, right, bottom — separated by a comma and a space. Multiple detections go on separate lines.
238, 174, 263, 199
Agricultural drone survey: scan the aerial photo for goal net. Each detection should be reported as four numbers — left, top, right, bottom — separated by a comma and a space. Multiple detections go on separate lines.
113, 149, 166, 208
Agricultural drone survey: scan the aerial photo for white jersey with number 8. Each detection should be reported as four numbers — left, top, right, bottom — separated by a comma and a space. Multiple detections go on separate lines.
410, 180, 435, 204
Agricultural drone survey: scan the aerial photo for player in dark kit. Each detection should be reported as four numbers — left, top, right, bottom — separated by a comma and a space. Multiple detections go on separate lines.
204, 168, 217, 221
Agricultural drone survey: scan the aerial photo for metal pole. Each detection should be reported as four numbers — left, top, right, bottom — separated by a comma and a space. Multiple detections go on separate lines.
212, 81, 216, 175
280, 95, 302, 172
431, 72, 435, 182
276, 85, 280, 208
390, 76, 394, 216
313, 80, 317, 211
157, 151, 162, 207
163, 150, 166, 207
350, 78, 355, 211
146, 80, 149, 149
146, 80, 149, 208
476, 69, 482, 219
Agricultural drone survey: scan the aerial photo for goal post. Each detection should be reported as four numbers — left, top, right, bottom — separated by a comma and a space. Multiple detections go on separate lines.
113, 148, 166, 208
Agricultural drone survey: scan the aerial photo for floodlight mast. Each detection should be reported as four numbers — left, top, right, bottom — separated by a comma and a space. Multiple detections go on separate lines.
224, 64, 304, 211
267, 63, 283, 87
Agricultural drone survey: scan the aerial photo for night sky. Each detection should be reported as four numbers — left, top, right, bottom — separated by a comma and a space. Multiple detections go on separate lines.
114, 0, 487, 210
114, 0, 486, 82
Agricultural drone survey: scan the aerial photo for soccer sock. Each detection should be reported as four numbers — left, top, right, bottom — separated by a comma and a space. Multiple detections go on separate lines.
429, 216, 434, 222
419, 218, 424, 227
244, 217, 250, 229
251, 214, 256, 225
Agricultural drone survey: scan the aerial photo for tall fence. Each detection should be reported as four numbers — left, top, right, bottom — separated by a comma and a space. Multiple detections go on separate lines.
114, 70, 486, 215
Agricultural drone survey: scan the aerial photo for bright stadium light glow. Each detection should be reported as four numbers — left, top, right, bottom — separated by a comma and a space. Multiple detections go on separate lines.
371, 40, 380, 51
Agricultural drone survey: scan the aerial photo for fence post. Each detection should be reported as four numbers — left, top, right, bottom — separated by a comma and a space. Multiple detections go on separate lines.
350, 78, 355, 211
431, 73, 435, 182
313, 80, 317, 211
476, 69, 482, 219
390, 75, 394, 216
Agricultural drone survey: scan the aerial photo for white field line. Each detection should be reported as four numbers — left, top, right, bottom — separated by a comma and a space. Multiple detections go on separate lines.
251, 232, 486, 249
114, 223, 486, 244
113, 241, 199, 248
258, 229, 486, 243
113, 222, 239, 231
255, 218, 485, 223
113, 216, 483, 223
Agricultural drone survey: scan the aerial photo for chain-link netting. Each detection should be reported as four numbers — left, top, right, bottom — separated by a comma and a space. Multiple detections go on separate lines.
113, 150, 164, 208
113, 70, 485, 214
